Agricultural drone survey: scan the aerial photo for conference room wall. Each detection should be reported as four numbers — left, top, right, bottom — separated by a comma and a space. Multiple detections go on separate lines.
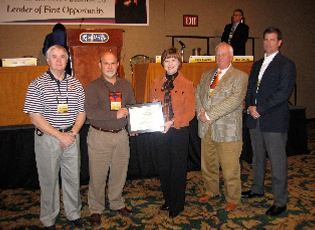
0, 0, 314, 118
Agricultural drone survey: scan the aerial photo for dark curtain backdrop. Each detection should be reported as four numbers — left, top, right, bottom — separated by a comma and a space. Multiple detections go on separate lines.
0, 107, 309, 190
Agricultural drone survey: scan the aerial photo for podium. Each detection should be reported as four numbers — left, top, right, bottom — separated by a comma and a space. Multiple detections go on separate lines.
67, 29, 124, 88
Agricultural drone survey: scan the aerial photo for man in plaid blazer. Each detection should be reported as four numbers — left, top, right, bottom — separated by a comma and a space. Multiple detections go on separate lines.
195, 42, 248, 211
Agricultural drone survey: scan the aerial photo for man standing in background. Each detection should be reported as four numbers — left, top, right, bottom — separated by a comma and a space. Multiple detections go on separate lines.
221, 9, 249, 55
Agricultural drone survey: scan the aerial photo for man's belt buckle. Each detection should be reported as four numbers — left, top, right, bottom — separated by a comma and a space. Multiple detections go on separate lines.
58, 126, 73, 132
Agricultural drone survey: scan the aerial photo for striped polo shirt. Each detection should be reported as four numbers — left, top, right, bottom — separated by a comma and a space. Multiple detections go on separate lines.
23, 71, 85, 128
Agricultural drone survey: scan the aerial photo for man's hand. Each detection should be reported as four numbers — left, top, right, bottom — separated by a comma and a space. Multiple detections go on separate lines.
198, 110, 212, 124
117, 108, 129, 119
248, 106, 261, 119
57, 132, 75, 148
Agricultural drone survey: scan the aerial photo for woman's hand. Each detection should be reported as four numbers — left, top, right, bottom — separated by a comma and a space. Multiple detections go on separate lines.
161, 120, 173, 133
129, 133, 138, 136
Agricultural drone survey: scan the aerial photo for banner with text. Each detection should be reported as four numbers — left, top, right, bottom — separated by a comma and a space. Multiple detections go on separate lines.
0, 0, 148, 25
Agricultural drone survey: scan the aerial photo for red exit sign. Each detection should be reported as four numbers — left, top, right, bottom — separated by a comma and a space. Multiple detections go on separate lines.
183, 15, 198, 27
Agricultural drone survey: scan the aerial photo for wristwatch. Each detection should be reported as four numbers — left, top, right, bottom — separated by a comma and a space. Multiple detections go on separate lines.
69, 130, 77, 136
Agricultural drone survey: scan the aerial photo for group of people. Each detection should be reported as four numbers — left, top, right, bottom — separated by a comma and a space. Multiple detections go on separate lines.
23, 25, 295, 229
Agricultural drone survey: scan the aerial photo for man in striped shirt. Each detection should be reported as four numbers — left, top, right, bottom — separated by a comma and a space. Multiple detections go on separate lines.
23, 45, 86, 230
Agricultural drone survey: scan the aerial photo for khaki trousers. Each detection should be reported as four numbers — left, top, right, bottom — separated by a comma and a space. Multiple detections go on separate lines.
34, 132, 82, 227
201, 127, 242, 204
88, 127, 130, 214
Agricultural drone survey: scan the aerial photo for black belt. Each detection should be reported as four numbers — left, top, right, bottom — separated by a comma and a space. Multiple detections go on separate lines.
58, 126, 73, 132
35, 125, 73, 136
92, 125, 123, 133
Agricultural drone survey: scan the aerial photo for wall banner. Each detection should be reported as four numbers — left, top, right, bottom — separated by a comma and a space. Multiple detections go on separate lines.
0, 0, 148, 25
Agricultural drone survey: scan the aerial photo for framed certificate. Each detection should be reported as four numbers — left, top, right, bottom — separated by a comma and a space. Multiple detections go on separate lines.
126, 102, 164, 134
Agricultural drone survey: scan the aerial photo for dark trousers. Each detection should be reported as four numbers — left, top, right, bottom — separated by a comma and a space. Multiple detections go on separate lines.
249, 120, 288, 207
154, 126, 189, 213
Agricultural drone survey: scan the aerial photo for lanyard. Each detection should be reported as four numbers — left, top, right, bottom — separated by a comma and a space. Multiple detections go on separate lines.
55, 78, 68, 104
103, 79, 116, 93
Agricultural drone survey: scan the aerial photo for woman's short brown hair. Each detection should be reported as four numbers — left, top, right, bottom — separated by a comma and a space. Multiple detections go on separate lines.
161, 47, 182, 69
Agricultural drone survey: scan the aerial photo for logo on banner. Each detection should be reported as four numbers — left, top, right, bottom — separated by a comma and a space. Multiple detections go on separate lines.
79, 33, 109, 43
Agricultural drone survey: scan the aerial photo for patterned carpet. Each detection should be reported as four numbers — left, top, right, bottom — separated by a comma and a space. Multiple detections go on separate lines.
1, 121, 315, 230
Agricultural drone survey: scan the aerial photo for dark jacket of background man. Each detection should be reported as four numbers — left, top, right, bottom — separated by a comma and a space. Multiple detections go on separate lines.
221, 9, 249, 55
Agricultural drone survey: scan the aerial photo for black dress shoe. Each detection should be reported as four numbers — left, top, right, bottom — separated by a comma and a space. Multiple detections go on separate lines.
68, 217, 87, 228
169, 211, 180, 218
266, 205, 287, 216
44, 225, 56, 230
241, 190, 264, 198
160, 204, 170, 211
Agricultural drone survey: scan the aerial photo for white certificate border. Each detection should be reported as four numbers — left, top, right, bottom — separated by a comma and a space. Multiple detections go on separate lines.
126, 101, 164, 134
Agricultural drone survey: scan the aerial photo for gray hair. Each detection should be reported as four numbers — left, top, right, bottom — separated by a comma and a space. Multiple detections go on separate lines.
46, 45, 68, 60
215, 42, 234, 56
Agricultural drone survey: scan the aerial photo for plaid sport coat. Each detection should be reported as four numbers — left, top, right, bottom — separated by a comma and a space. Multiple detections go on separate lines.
195, 65, 248, 142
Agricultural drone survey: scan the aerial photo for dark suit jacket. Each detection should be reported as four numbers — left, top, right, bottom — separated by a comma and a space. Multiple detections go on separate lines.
246, 52, 296, 133
42, 29, 67, 55
221, 23, 249, 55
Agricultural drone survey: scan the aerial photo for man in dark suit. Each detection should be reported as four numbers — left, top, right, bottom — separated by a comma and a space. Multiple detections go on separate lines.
221, 9, 249, 55
242, 27, 296, 216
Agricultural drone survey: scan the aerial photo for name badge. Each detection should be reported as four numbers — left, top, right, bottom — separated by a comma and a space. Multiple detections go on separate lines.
57, 104, 69, 113
110, 92, 122, 111
257, 80, 261, 87
209, 89, 214, 97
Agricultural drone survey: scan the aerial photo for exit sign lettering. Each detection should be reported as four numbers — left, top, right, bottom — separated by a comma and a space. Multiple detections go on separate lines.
183, 15, 198, 27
